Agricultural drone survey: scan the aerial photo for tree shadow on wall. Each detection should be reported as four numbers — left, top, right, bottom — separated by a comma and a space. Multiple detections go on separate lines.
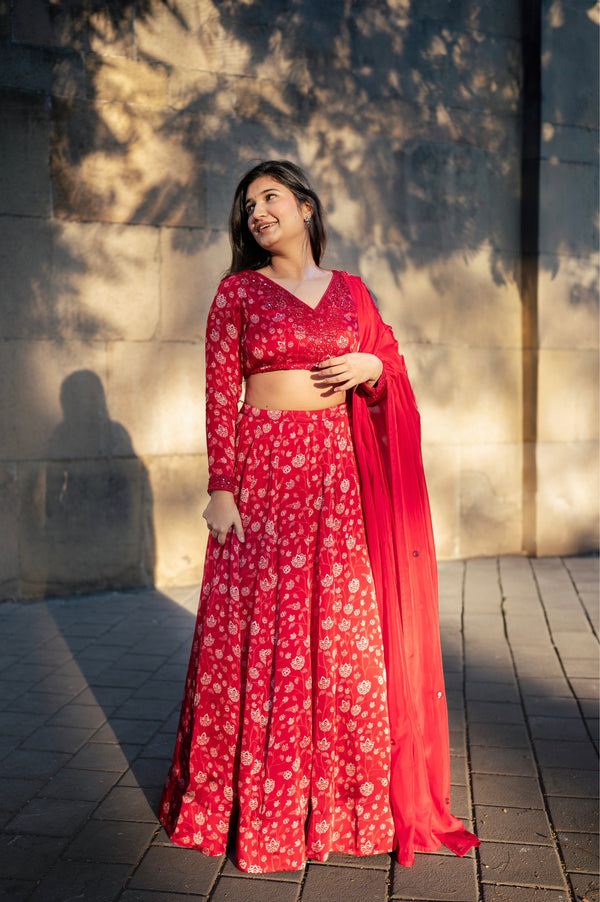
20, 370, 155, 597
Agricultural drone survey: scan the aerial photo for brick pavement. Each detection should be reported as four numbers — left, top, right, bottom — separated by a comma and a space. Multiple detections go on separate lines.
0, 556, 597, 902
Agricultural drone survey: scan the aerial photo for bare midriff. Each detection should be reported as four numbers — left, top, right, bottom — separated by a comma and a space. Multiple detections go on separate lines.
245, 369, 346, 411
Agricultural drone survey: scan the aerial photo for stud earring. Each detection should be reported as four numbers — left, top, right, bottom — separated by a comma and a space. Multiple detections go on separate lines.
304, 214, 312, 224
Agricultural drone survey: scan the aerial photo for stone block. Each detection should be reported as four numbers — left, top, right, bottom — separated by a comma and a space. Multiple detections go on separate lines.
0, 342, 17, 460
479, 842, 566, 890
390, 851, 478, 901
475, 805, 553, 844
538, 349, 598, 442
0, 1, 9, 38
136, 0, 255, 76
88, 2, 136, 58
14, 0, 87, 49
0, 91, 50, 217
0, 218, 154, 343
404, 346, 521, 446
541, 122, 599, 165
541, 2, 599, 128
86, 55, 168, 106
421, 443, 459, 559
128, 845, 223, 895
160, 228, 229, 341
13, 341, 108, 460
0, 464, 19, 599
458, 442, 523, 557
0, 217, 63, 340
539, 160, 599, 257
373, 141, 520, 255
538, 254, 599, 350
51, 99, 205, 227
0, 39, 85, 98
18, 456, 154, 597
413, 0, 521, 38
55, 221, 161, 341
107, 342, 205, 457
360, 246, 521, 349
536, 441, 599, 556
148, 454, 209, 588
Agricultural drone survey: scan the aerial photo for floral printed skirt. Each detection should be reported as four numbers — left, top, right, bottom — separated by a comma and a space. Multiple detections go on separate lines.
159, 402, 395, 873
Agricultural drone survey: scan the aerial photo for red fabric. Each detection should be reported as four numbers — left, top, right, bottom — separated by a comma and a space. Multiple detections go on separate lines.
343, 273, 480, 865
159, 404, 396, 872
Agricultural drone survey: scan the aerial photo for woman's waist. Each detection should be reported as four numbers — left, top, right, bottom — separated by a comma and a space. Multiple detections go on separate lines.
244, 368, 346, 412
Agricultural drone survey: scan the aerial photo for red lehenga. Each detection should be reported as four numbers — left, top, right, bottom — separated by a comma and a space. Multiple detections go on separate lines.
159, 270, 479, 872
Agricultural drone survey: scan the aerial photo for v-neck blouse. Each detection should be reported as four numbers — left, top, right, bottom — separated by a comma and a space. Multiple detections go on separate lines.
205, 269, 386, 493
214, 269, 360, 378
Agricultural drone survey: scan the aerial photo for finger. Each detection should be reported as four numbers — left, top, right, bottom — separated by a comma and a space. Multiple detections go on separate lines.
233, 512, 245, 543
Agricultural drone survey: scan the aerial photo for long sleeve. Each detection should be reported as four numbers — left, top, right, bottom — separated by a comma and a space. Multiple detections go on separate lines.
205, 280, 243, 494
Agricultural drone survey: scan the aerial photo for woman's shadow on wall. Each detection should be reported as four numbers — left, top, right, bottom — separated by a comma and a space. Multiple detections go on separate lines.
23, 369, 156, 596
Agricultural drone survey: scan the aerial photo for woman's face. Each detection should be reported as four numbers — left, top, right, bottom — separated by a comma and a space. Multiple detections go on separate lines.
245, 176, 312, 254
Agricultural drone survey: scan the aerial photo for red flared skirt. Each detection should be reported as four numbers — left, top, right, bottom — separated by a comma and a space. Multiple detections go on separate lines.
159, 403, 396, 873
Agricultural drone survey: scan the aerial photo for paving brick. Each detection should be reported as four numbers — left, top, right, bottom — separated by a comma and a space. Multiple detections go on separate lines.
120, 892, 209, 902
47, 704, 108, 729
470, 746, 536, 776
119, 759, 170, 789
465, 667, 516, 686
546, 796, 599, 833
0, 833, 68, 880
570, 678, 599, 700
93, 785, 160, 822
523, 696, 581, 718
482, 887, 569, 901
220, 851, 305, 881
5, 798, 95, 836
27, 860, 131, 902
450, 755, 468, 784
469, 722, 530, 747
129, 846, 223, 895
467, 701, 525, 724
479, 842, 567, 889
533, 739, 598, 770
474, 805, 553, 844
0, 877, 37, 901
541, 767, 599, 798
466, 681, 520, 703
561, 657, 599, 679
22, 724, 95, 754
65, 819, 156, 863
569, 873, 599, 902
557, 831, 600, 874
390, 852, 478, 901
66, 742, 141, 772
93, 718, 162, 745
471, 774, 544, 808
139, 733, 175, 760
39, 767, 119, 801
0, 749, 70, 779
529, 716, 589, 741
301, 863, 388, 901
0, 777, 45, 811
211, 875, 299, 901
449, 730, 467, 755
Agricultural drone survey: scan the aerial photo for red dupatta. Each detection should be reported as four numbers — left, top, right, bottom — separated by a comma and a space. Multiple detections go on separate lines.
344, 273, 480, 866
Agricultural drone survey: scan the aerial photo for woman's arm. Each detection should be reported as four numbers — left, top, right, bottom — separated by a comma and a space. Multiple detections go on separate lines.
203, 279, 245, 545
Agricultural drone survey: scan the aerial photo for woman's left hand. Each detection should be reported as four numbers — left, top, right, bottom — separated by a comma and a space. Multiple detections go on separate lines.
315, 353, 383, 391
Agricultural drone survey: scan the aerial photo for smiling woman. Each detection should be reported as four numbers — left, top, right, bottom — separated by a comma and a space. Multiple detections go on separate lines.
158, 160, 480, 874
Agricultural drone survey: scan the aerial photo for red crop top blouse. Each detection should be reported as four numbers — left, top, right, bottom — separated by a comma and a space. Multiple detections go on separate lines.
205, 270, 387, 492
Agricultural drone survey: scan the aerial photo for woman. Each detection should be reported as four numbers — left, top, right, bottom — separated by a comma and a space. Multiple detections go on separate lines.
159, 161, 479, 874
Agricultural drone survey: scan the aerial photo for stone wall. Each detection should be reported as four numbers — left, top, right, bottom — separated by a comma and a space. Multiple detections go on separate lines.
0, 0, 597, 599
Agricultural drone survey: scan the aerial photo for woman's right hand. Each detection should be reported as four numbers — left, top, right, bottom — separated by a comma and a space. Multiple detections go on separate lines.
202, 490, 245, 545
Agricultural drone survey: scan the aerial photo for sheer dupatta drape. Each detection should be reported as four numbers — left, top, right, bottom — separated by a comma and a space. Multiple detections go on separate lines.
345, 274, 480, 867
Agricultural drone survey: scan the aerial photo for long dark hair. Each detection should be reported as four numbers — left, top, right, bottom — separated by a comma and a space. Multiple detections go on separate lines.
226, 160, 327, 276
